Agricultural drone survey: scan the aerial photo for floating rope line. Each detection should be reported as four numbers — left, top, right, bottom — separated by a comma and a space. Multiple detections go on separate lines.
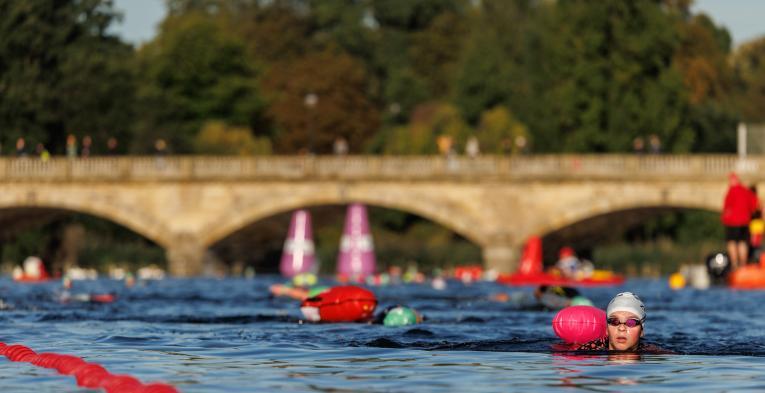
0, 342, 180, 392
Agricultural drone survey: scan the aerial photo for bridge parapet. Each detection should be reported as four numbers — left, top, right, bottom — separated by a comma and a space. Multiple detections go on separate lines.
0, 155, 761, 182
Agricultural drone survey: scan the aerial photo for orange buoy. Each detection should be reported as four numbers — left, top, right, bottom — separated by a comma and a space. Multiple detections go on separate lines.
300, 286, 377, 322
668, 273, 686, 290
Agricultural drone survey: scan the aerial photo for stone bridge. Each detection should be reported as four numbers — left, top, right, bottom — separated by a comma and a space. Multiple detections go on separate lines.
0, 155, 761, 276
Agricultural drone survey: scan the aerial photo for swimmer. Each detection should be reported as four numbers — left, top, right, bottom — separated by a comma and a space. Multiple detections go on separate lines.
373, 305, 424, 326
534, 285, 592, 309
576, 292, 668, 353
490, 285, 590, 310
270, 273, 323, 301
269, 283, 309, 300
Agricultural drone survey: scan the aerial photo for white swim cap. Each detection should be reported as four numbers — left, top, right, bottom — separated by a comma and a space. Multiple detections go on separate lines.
607, 292, 645, 320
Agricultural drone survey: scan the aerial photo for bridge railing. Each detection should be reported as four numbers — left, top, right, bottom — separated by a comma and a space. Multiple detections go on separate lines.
0, 155, 761, 181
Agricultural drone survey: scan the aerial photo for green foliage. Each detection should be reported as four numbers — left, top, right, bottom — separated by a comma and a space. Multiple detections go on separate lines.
374, 224, 481, 273
408, 10, 468, 96
530, 1, 692, 152
133, 10, 264, 153
622, 210, 723, 244
733, 37, 765, 123
477, 106, 529, 154
80, 241, 166, 270
309, 0, 374, 60
374, 102, 470, 154
194, 121, 272, 155
371, 0, 464, 31
0, 213, 165, 272
0, 0, 135, 154
0, 230, 49, 267
593, 239, 723, 275
454, 0, 533, 124
590, 210, 725, 274
380, 67, 431, 125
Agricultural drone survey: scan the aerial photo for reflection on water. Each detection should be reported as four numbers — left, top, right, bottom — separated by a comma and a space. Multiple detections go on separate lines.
1, 277, 765, 392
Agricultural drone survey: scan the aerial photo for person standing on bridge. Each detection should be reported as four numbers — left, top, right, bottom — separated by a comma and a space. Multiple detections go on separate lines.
722, 172, 757, 269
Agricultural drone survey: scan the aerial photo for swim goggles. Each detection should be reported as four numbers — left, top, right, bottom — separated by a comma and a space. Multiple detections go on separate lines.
606, 317, 643, 328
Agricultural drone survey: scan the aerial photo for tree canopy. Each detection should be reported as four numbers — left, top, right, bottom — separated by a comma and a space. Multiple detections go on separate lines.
0, 0, 757, 155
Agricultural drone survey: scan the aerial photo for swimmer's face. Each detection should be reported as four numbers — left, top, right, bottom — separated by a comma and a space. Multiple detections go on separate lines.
607, 311, 643, 351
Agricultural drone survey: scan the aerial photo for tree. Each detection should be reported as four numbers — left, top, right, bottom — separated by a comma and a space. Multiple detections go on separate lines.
0, 0, 135, 154
453, 0, 534, 124
262, 48, 380, 154
133, 9, 264, 153
236, 0, 314, 63
371, 0, 464, 31
373, 102, 469, 155
309, 0, 375, 61
194, 121, 271, 155
477, 106, 529, 154
409, 10, 468, 97
368, 0, 469, 124
527, 0, 692, 153
672, 11, 738, 152
733, 37, 765, 123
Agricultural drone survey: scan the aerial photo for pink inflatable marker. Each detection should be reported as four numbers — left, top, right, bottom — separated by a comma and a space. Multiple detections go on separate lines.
552, 305, 607, 344
337, 203, 376, 278
280, 210, 317, 277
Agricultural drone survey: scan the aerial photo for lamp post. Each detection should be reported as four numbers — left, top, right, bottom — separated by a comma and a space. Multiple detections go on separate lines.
304, 93, 318, 154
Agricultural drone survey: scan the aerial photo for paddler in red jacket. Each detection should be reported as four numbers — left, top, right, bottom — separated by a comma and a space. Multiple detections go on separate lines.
722, 172, 757, 270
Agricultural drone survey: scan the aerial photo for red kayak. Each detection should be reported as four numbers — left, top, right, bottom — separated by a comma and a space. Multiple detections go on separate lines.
496, 236, 624, 287
729, 264, 765, 289
497, 272, 625, 287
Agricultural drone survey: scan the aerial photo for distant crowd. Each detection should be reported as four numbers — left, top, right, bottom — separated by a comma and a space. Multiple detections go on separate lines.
1, 136, 169, 160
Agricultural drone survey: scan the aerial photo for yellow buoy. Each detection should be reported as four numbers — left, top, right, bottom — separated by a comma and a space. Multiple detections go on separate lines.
668, 272, 686, 290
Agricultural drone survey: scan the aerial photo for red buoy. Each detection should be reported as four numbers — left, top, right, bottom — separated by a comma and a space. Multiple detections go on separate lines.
0, 341, 180, 392
300, 285, 377, 322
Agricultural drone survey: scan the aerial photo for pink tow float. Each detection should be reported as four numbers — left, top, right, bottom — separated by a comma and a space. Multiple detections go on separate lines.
300, 286, 377, 322
552, 305, 607, 344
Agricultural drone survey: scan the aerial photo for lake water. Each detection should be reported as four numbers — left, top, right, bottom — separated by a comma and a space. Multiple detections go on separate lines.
1, 276, 765, 392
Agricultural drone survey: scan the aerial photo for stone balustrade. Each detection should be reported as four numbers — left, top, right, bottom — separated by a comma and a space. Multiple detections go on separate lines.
0, 154, 760, 182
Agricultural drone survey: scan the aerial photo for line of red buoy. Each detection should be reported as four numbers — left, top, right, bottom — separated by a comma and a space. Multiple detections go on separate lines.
0, 342, 180, 392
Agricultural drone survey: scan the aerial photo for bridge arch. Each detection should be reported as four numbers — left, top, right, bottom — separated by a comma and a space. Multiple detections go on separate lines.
0, 195, 173, 248
525, 182, 724, 239
199, 187, 487, 248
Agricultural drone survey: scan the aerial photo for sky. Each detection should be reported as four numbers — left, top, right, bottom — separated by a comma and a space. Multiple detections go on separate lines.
111, 0, 165, 45
110, 0, 765, 47
692, 0, 765, 47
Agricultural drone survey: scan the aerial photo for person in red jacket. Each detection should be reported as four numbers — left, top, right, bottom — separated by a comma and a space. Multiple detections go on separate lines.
722, 173, 756, 269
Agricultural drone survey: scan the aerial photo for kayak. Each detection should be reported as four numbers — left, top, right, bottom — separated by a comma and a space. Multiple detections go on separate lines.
497, 270, 625, 287
13, 276, 55, 284
729, 264, 765, 289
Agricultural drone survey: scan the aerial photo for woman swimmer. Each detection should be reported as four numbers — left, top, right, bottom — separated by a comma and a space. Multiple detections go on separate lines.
577, 292, 668, 352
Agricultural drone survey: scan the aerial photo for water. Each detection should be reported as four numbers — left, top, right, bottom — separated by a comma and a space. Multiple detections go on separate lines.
2, 277, 765, 392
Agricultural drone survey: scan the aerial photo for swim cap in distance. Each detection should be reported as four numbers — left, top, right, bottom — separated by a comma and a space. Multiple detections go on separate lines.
606, 292, 645, 321
383, 306, 418, 326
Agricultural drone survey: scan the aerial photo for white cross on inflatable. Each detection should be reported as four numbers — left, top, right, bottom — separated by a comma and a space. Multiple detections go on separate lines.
284, 238, 315, 254
340, 235, 373, 252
